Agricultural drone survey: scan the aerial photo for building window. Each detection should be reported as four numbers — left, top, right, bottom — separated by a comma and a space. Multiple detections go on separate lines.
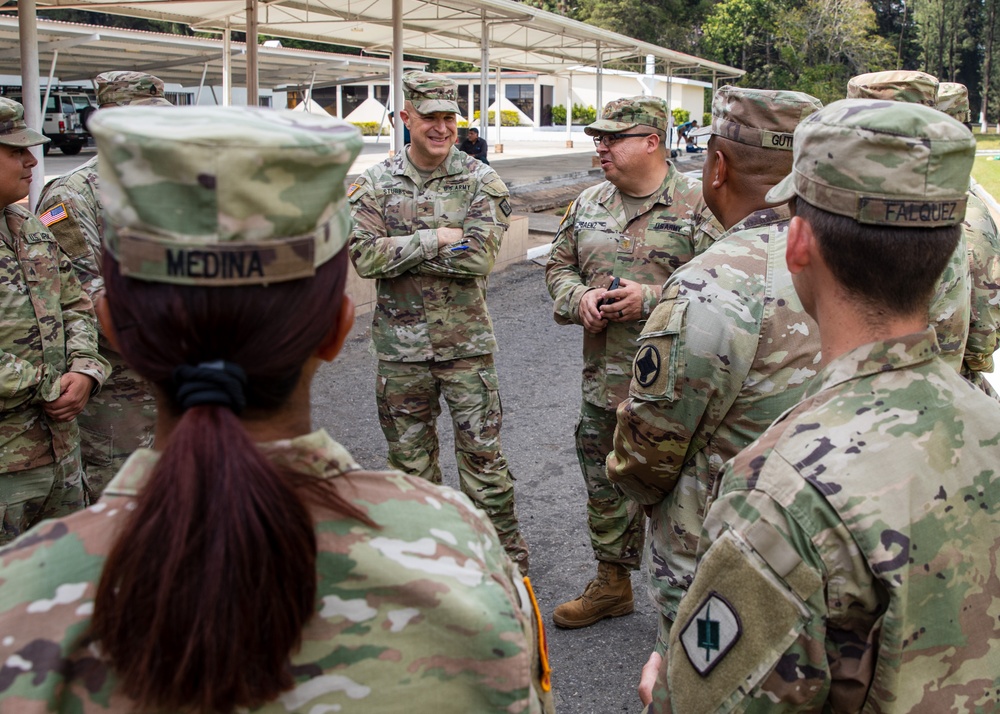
259, 96, 272, 107
342, 86, 368, 116
505, 84, 533, 120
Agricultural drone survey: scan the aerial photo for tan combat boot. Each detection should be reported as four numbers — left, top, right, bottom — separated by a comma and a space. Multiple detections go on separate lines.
552, 561, 634, 628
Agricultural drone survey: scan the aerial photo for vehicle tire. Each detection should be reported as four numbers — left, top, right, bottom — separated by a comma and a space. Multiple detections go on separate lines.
43, 143, 50, 157
79, 106, 96, 131
61, 143, 83, 156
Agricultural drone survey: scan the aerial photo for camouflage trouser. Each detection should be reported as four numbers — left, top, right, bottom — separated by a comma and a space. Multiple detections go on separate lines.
78, 358, 156, 504
0, 445, 85, 545
576, 399, 644, 568
376, 356, 528, 569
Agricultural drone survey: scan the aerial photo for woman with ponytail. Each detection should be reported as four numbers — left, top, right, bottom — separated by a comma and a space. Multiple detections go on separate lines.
0, 106, 553, 714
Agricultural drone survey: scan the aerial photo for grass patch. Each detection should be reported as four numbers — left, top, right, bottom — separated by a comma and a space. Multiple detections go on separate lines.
972, 156, 1000, 200
975, 131, 1000, 152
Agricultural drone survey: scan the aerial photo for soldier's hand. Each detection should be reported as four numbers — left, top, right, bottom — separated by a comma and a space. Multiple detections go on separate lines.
638, 650, 663, 707
436, 226, 465, 248
580, 288, 608, 334
42, 373, 96, 422
600, 277, 642, 322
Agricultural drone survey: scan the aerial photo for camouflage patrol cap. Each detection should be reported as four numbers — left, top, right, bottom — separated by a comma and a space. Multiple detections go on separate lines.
847, 70, 939, 105
585, 96, 669, 135
89, 106, 363, 286
402, 71, 460, 114
689, 86, 822, 151
0, 97, 49, 147
937, 82, 971, 123
767, 99, 974, 227
96, 71, 172, 107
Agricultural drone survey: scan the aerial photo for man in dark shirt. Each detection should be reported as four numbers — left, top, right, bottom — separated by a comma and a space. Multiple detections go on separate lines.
460, 127, 489, 164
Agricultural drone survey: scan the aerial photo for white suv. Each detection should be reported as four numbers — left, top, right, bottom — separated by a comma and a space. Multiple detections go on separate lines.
9, 91, 89, 155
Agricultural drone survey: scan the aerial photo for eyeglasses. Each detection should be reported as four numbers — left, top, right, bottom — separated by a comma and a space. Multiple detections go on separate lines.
592, 133, 654, 148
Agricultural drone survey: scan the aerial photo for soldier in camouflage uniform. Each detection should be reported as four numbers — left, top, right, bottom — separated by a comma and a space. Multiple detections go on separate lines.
652, 99, 1000, 713
348, 71, 529, 573
545, 96, 717, 629
935, 81, 1000, 397
847, 70, 996, 385
604, 87, 822, 695
0, 98, 108, 544
0, 106, 554, 714
34, 71, 171, 502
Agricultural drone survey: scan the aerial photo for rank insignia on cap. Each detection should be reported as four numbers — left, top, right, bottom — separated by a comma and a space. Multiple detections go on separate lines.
39, 203, 68, 227
680, 592, 742, 676
633, 344, 661, 387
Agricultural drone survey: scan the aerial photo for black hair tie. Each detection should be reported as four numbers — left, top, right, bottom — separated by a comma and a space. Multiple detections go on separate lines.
172, 360, 248, 414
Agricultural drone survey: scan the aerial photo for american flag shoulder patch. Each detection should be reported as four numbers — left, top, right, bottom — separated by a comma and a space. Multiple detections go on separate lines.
39, 203, 69, 227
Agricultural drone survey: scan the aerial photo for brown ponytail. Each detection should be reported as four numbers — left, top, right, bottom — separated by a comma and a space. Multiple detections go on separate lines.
90, 250, 368, 713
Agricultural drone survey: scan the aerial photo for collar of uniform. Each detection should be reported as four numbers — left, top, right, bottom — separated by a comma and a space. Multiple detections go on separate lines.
598, 162, 678, 212
805, 326, 940, 400
103, 428, 362, 498
393, 144, 466, 182
717, 202, 792, 242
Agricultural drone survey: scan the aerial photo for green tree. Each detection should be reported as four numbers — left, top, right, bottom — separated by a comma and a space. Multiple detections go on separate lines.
701, 0, 778, 73
870, 0, 922, 69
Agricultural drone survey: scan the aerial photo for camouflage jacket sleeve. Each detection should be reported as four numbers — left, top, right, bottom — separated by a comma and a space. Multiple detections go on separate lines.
962, 191, 1000, 374
606, 273, 757, 505
654, 475, 865, 713
545, 198, 593, 326
0, 345, 60, 406
36, 159, 104, 301
413, 170, 509, 279
0, 209, 106, 407
348, 155, 510, 281
59, 247, 108, 389
658, 330, 1000, 713
348, 173, 439, 279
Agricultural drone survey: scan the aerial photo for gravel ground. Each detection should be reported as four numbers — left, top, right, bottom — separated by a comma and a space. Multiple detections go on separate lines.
311, 260, 657, 714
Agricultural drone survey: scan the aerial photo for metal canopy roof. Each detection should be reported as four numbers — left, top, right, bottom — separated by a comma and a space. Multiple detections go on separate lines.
0, 14, 422, 88
23, 0, 743, 80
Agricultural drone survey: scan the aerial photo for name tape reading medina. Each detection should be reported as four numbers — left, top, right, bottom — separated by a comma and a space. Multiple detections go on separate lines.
167, 248, 266, 279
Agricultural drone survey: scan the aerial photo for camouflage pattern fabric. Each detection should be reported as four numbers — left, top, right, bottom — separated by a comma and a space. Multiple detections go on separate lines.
0, 206, 107, 542
348, 146, 510, 362
0, 430, 555, 713
688, 86, 823, 149
574, 401, 644, 566
546, 165, 714, 410
937, 86, 1000, 388
585, 95, 671, 135
767, 98, 976, 371
37, 158, 157, 501
607, 205, 822, 651
929, 235, 973, 372
960, 189, 1000, 393
402, 70, 461, 114
937, 81, 972, 123
0, 446, 84, 544
94, 71, 169, 106
653, 329, 1000, 713
348, 146, 527, 565
0, 98, 48, 147
766, 100, 973, 227
846, 69, 939, 105
545, 165, 714, 568
376, 356, 528, 572
90, 106, 362, 284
